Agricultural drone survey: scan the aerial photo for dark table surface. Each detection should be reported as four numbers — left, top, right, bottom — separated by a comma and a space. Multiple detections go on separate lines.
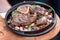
52, 32, 60, 40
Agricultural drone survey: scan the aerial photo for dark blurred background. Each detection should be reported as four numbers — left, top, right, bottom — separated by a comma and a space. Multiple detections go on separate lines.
7, 0, 60, 17
7, 0, 60, 40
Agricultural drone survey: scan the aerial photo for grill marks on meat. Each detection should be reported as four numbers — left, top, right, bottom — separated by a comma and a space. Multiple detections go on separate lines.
30, 13, 37, 22
9, 4, 53, 31
11, 4, 38, 26
30, 5, 46, 15
11, 13, 37, 26
11, 13, 30, 25
11, 5, 47, 26
36, 16, 47, 25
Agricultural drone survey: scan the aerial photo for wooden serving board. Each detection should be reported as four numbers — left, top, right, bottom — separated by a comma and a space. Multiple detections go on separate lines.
0, 14, 60, 40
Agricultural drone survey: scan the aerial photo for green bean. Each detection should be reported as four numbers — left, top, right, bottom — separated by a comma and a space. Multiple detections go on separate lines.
48, 9, 52, 13
28, 23, 34, 31
12, 10, 19, 17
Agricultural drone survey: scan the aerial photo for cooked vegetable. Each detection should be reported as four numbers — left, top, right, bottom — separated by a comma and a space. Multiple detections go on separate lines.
19, 27, 24, 31
28, 23, 35, 31
38, 16, 43, 19
48, 9, 52, 13
47, 19, 52, 23
15, 26, 19, 30
12, 10, 19, 17
30, 4, 36, 8
45, 12, 48, 15
7, 20, 11, 24
24, 29, 28, 31
8, 4, 53, 31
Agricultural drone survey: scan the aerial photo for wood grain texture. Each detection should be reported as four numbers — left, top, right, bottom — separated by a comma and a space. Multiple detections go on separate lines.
0, 14, 60, 40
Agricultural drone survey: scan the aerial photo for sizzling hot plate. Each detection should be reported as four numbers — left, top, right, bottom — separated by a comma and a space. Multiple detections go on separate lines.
5, 1, 57, 37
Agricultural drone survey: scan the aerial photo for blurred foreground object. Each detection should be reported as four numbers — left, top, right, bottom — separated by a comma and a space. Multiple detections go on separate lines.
0, 0, 11, 13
